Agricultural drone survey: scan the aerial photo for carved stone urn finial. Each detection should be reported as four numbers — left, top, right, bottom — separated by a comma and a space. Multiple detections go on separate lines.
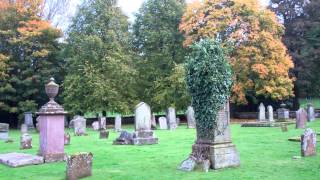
45, 77, 59, 101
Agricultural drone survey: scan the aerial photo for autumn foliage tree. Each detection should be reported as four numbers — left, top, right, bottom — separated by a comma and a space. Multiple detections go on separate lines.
179, 0, 294, 105
0, 0, 62, 121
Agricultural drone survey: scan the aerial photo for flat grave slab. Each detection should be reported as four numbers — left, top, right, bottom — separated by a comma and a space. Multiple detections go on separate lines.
288, 136, 320, 142
241, 121, 295, 127
0, 153, 44, 167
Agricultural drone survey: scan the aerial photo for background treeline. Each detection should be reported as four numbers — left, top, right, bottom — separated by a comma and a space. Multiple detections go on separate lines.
0, 0, 319, 126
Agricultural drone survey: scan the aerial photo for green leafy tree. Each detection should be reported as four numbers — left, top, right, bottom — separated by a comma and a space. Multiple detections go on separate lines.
186, 39, 233, 142
132, 0, 188, 111
0, 1, 63, 120
63, 0, 137, 114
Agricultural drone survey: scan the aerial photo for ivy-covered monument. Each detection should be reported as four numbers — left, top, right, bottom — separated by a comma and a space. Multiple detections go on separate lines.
179, 39, 240, 171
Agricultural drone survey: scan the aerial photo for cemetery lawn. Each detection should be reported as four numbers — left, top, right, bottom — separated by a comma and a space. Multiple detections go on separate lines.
1, 121, 320, 180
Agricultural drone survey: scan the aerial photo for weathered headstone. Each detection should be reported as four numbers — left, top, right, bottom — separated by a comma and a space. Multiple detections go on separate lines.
99, 116, 106, 130
296, 108, 307, 129
277, 103, 289, 121
99, 129, 109, 139
20, 134, 32, 149
0, 153, 44, 167
74, 116, 87, 136
186, 106, 196, 128
37, 78, 67, 162
66, 152, 93, 180
0, 123, 9, 140
113, 131, 134, 145
114, 115, 122, 132
64, 133, 71, 145
133, 102, 158, 145
20, 124, 28, 134
267, 105, 274, 122
24, 112, 34, 130
301, 128, 317, 157
151, 114, 157, 130
92, 121, 100, 131
158, 117, 168, 130
307, 103, 315, 122
166, 107, 177, 130
258, 103, 266, 121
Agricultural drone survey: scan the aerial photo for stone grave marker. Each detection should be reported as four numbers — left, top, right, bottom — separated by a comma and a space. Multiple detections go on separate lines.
277, 103, 289, 121
0, 123, 9, 140
307, 103, 315, 122
113, 131, 134, 145
66, 152, 93, 180
114, 115, 122, 132
186, 106, 196, 128
151, 114, 157, 130
301, 128, 317, 157
0, 153, 44, 167
24, 112, 34, 130
99, 129, 109, 139
258, 103, 266, 121
281, 124, 288, 132
296, 108, 307, 129
99, 116, 106, 130
267, 105, 274, 122
166, 107, 177, 130
74, 116, 87, 136
92, 121, 99, 131
64, 132, 71, 145
158, 117, 168, 130
21, 124, 28, 134
20, 134, 32, 149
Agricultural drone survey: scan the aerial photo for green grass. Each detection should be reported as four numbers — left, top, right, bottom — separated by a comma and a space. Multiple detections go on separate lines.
299, 98, 320, 108
0, 121, 320, 180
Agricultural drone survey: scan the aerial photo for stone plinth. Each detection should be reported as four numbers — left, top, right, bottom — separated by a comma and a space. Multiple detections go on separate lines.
0, 153, 44, 168
66, 152, 93, 180
132, 130, 158, 145
277, 104, 289, 121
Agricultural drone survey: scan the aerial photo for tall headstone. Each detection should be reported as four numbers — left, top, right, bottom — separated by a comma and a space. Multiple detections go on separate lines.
267, 105, 274, 122
258, 103, 266, 121
277, 103, 289, 121
301, 128, 317, 157
179, 102, 240, 171
37, 78, 67, 162
24, 112, 34, 130
186, 106, 196, 128
73, 116, 87, 136
307, 103, 315, 122
66, 152, 93, 180
158, 117, 168, 130
114, 115, 122, 132
99, 116, 106, 130
0, 123, 9, 140
166, 107, 177, 130
296, 108, 307, 129
133, 102, 158, 145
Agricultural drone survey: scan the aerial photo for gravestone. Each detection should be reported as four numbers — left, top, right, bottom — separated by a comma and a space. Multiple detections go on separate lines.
37, 78, 67, 163
301, 128, 317, 157
258, 103, 266, 121
158, 117, 168, 130
0, 153, 44, 167
99, 116, 106, 130
99, 129, 109, 139
21, 124, 28, 134
166, 107, 177, 130
92, 121, 99, 131
66, 152, 93, 180
307, 103, 315, 122
73, 116, 87, 136
20, 134, 32, 149
64, 133, 71, 145
281, 124, 288, 132
277, 103, 289, 121
296, 108, 307, 129
114, 115, 122, 132
0, 123, 9, 140
113, 131, 134, 145
24, 112, 34, 130
267, 105, 274, 122
151, 114, 157, 130
186, 106, 196, 128
132, 102, 158, 145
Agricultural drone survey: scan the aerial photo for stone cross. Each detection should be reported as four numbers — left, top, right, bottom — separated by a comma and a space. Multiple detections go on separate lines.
258, 103, 266, 121
134, 102, 151, 131
24, 112, 34, 130
166, 107, 177, 130
114, 115, 122, 132
66, 152, 93, 180
158, 117, 168, 130
296, 108, 307, 129
267, 105, 274, 122
186, 106, 196, 128
73, 116, 87, 136
307, 103, 315, 122
301, 128, 317, 157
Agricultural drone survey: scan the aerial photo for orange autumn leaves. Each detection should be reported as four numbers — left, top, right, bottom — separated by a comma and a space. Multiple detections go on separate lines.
180, 0, 294, 104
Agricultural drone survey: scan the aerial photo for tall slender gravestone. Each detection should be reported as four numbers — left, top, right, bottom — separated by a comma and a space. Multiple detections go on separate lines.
267, 105, 274, 122
36, 78, 67, 163
296, 108, 307, 129
258, 103, 266, 121
186, 106, 196, 128
99, 116, 106, 130
301, 128, 317, 157
133, 102, 158, 145
24, 112, 34, 130
114, 115, 122, 132
166, 107, 177, 130
307, 103, 315, 122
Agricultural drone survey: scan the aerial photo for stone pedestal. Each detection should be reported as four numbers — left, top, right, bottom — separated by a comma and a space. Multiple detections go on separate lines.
133, 130, 158, 145
277, 103, 289, 122
36, 78, 67, 163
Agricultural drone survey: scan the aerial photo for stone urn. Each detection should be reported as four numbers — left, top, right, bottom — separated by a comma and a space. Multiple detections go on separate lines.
45, 77, 59, 101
